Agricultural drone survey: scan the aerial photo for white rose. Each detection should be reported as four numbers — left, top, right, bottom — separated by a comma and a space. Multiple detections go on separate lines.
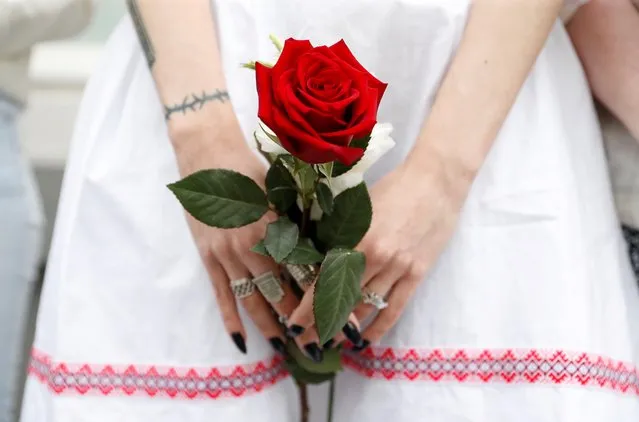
330, 123, 395, 196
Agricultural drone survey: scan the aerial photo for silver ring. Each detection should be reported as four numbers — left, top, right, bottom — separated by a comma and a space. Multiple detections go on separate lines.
231, 277, 255, 299
362, 288, 389, 310
253, 271, 285, 304
285, 264, 317, 290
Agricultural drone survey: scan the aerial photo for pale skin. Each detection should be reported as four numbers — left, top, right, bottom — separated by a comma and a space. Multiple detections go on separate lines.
567, 0, 639, 141
127, 0, 563, 358
289, 0, 564, 349
125, 0, 301, 357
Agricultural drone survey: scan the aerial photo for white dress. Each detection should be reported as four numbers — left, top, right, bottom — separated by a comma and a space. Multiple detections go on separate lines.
21, 1, 639, 421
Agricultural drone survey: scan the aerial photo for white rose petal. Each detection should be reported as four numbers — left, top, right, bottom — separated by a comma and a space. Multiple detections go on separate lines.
331, 123, 395, 196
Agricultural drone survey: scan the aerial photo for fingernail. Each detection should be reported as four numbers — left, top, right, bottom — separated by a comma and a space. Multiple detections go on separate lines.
323, 339, 335, 349
352, 339, 370, 353
304, 342, 324, 363
342, 322, 363, 347
286, 324, 305, 338
231, 332, 247, 354
269, 337, 288, 357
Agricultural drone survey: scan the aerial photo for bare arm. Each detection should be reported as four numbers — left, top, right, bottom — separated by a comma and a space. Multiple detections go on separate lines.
407, 0, 563, 196
567, 0, 639, 141
334, 0, 565, 345
125, 0, 300, 355
126, 0, 250, 163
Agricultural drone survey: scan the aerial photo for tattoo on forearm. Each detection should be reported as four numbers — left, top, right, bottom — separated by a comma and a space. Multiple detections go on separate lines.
164, 89, 230, 120
126, 0, 155, 68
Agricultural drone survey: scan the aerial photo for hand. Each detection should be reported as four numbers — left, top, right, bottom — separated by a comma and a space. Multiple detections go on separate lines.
349, 161, 462, 350
173, 126, 300, 357
285, 158, 464, 352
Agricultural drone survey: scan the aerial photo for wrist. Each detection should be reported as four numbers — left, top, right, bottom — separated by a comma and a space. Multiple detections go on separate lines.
169, 114, 258, 176
402, 144, 477, 206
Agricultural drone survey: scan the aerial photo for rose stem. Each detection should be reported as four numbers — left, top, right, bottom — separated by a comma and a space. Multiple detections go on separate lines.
297, 379, 310, 422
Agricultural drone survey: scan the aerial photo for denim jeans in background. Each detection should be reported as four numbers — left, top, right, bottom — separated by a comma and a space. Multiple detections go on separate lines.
0, 99, 44, 422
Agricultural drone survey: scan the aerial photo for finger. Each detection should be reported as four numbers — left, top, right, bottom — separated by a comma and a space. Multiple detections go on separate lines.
244, 252, 299, 321
330, 313, 361, 348
354, 277, 419, 352
353, 260, 406, 323
202, 253, 247, 354
222, 255, 287, 357
287, 284, 364, 349
356, 233, 395, 286
294, 325, 323, 363
286, 282, 315, 334
278, 284, 323, 362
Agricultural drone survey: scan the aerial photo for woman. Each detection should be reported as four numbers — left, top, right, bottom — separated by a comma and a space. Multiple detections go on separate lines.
0, 1, 92, 421
21, 0, 639, 421
566, 0, 639, 281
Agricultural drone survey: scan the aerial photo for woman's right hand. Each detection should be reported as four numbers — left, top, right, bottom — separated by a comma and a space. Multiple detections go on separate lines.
171, 123, 304, 358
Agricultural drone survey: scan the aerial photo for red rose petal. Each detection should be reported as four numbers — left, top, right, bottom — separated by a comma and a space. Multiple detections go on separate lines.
272, 39, 313, 84
272, 106, 364, 165
255, 62, 276, 130
297, 85, 359, 113
329, 39, 388, 103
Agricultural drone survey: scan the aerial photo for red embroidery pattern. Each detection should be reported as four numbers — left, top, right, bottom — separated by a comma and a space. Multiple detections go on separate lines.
28, 349, 289, 399
343, 348, 639, 395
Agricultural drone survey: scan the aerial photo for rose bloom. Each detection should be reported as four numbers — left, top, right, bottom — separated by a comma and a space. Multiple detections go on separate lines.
255, 38, 387, 165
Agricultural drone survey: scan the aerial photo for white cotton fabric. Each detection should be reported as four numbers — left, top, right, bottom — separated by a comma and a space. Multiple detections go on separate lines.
21, 1, 639, 421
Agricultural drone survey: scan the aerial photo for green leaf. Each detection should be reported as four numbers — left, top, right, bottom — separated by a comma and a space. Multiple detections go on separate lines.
241, 61, 256, 70
263, 217, 299, 262
250, 240, 269, 257
297, 162, 318, 195
167, 169, 268, 229
316, 183, 334, 215
269, 34, 284, 52
284, 360, 336, 385
279, 155, 297, 169
318, 162, 334, 179
331, 136, 370, 177
266, 158, 298, 213
314, 249, 365, 344
316, 182, 372, 249
259, 123, 282, 146
253, 132, 276, 165
283, 238, 324, 265
286, 342, 343, 375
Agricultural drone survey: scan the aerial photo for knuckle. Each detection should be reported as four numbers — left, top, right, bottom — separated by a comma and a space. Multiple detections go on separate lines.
392, 251, 413, 273
211, 238, 231, 258
370, 242, 396, 264
407, 262, 428, 280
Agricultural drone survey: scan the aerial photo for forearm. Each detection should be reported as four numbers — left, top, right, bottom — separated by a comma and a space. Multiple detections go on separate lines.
127, 0, 248, 158
567, 0, 639, 140
407, 0, 562, 198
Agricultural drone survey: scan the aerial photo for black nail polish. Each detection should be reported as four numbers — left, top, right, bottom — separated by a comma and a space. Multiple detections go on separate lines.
342, 322, 363, 346
304, 343, 324, 363
323, 339, 335, 349
352, 339, 370, 353
286, 324, 305, 338
231, 332, 247, 354
269, 337, 288, 357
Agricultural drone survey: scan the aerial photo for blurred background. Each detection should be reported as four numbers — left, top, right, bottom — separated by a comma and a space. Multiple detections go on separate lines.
20, 1, 125, 255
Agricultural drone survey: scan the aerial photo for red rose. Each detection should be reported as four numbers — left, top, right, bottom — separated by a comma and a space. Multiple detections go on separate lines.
255, 38, 387, 165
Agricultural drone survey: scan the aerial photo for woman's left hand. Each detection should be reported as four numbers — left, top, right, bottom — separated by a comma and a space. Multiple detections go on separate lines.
286, 157, 466, 350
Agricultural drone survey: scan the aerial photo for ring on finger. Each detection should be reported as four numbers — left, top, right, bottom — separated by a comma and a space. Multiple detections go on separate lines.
230, 277, 255, 299
362, 287, 389, 310
253, 271, 285, 304
285, 264, 317, 291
